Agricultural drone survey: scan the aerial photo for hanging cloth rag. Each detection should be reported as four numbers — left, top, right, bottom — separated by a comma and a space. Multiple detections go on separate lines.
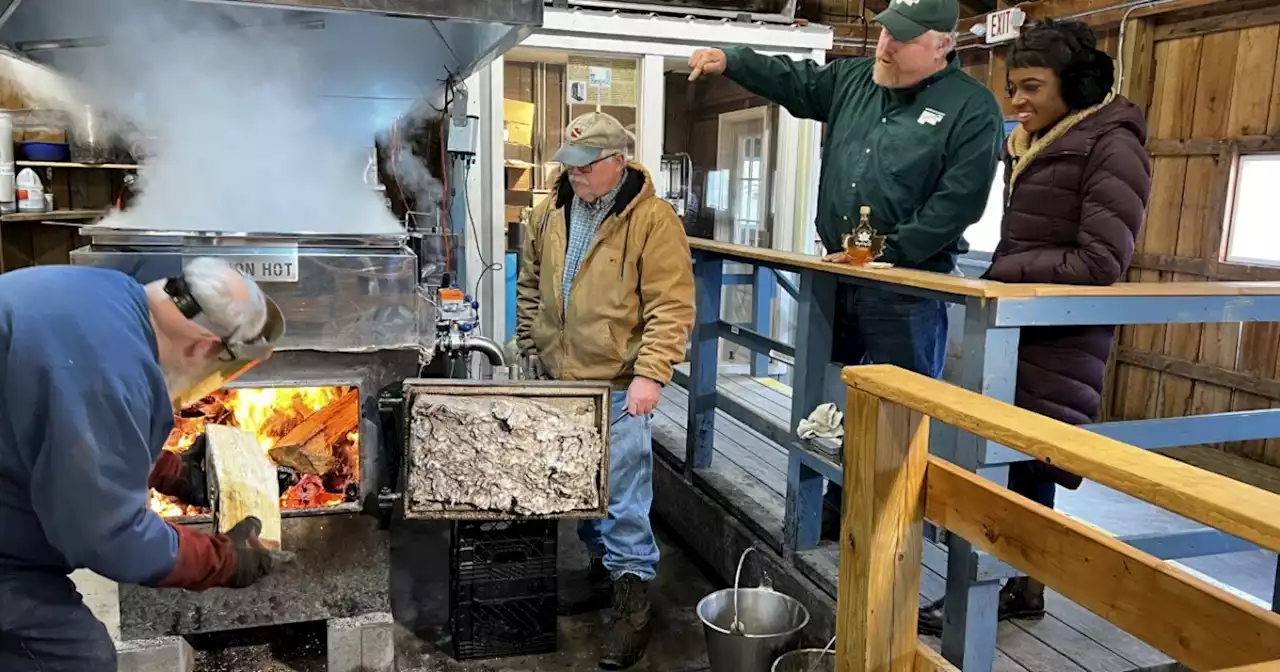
797, 402, 844, 440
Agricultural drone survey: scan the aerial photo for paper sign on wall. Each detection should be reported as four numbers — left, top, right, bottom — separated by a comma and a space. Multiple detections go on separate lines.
567, 56, 636, 108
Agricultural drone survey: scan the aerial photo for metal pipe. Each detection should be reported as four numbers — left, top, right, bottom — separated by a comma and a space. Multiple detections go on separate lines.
0, 0, 26, 32
461, 335, 506, 367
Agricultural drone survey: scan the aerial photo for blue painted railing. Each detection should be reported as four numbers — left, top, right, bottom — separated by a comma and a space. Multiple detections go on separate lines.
683, 238, 1280, 672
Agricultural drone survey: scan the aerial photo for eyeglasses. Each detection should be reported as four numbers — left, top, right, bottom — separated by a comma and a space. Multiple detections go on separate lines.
569, 153, 619, 174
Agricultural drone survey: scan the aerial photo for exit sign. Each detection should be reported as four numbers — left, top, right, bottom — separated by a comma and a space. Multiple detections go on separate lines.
986, 7, 1026, 44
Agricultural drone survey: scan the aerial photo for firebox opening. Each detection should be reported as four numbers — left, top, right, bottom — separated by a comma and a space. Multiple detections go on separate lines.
153, 385, 361, 519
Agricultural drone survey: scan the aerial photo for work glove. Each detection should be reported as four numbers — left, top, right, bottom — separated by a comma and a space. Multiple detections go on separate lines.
157, 516, 296, 592
222, 517, 292, 588
520, 351, 549, 380
148, 434, 210, 509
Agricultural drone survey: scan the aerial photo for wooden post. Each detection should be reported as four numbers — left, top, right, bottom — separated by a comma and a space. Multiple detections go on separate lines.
835, 383, 930, 672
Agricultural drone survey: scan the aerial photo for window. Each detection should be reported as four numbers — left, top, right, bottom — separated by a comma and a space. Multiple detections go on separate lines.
706, 170, 730, 211
1226, 154, 1280, 267
734, 135, 764, 247
961, 121, 1016, 256
964, 162, 1006, 255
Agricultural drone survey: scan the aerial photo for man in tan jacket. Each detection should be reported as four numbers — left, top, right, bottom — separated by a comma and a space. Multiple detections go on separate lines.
515, 112, 694, 670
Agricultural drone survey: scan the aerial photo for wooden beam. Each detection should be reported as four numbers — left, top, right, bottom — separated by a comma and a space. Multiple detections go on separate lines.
1210, 662, 1280, 671
924, 456, 1280, 670
1115, 347, 1280, 403
842, 365, 1280, 553
1200, 148, 1234, 278
1154, 3, 1280, 41
835, 387, 928, 672
1131, 253, 1280, 281
1148, 135, 1280, 156
957, 0, 1237, 34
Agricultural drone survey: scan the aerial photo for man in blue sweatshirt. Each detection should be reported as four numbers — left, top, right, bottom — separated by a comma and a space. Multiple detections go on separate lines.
0, 258, 289, 671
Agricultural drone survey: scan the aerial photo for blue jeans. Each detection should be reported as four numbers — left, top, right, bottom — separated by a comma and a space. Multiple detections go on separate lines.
0, 570, 117, 672
824, 285, 948, 512
578, 391, 660, 581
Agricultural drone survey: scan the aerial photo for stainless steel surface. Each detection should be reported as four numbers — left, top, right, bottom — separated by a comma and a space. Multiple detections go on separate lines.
70, 235, 430, 353
67, 104, 116, 163
0, 0, 542, 144
771, 649, 833, 672
698, 588, 810, 672
79, 226, 408, 247
562, 0, 796, 24
191, 0, 541, 23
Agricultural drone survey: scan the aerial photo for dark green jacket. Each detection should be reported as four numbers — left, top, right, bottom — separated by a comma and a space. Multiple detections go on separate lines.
724, 47, 1003, 273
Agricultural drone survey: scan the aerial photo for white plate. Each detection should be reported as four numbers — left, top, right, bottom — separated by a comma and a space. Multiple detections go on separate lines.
863, 261, 893, 269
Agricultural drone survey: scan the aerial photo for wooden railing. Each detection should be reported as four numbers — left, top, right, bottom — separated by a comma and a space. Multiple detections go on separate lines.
834, 365, 1280, 672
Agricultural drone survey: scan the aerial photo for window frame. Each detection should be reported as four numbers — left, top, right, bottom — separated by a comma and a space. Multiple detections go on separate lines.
1223, 151, 1280, 269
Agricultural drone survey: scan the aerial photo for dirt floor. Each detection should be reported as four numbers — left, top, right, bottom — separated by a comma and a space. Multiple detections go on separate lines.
188, 521, 716, 672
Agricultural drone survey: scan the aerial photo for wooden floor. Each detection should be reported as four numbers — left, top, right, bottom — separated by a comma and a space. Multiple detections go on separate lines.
650, 368, 1175, 672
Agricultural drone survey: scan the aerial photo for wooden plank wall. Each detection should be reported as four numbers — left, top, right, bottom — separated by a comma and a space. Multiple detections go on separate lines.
958, 2, 1280, 468
1115, 6, 1280, 467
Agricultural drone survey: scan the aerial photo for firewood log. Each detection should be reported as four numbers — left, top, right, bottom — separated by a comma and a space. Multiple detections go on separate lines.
267, 388, 359, 476
205, 424, 282, 550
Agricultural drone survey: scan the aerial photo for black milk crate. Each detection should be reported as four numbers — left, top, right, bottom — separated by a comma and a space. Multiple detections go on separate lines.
449, 520, 559, 661
451, 520, 558, 602
451, 594, 559, 661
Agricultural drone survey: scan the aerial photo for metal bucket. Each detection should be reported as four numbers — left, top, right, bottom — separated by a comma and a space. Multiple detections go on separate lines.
697, 587, 810, 672
771, 648, 834, 672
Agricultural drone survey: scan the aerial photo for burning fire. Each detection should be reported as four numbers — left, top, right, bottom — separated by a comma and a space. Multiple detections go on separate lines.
152, 386, 360, 517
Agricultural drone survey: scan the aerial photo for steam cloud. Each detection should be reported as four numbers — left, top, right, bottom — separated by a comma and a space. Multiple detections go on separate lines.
17, 0, 411, 235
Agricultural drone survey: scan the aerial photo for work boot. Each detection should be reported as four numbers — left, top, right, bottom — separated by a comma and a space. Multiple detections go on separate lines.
915, 578, 1046, 637
599, 573, 652, 670
559, 555, 611, 616
917, 598, 944, 636
998, 577, 1045, 622
820, 505, 841, 542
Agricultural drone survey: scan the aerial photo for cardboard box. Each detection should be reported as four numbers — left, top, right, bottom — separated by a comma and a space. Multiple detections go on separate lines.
505, 205, 527, 224
503, 99, 536, 147
506, 190, 534, 207
505, 164, 533, 191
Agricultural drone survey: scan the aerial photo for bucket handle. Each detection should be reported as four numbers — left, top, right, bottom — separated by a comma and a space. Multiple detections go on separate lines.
804, 635, 839, 672
732, 546, 773, 593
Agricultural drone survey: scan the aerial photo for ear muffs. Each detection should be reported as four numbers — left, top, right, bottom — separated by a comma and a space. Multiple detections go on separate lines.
1060, 49, 1114, 110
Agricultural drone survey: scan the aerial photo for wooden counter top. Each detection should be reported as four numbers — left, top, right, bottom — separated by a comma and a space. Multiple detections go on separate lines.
690, 238, 1280, 300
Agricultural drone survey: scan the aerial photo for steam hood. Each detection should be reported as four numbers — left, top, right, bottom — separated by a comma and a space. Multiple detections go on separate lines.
0, 0, 541, 142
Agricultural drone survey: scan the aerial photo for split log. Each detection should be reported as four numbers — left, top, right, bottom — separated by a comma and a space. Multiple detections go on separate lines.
267, 388, 359, 476
205, 424, 282, 550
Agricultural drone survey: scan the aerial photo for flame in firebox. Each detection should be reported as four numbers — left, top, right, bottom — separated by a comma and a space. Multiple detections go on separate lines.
151, 386, 359, 517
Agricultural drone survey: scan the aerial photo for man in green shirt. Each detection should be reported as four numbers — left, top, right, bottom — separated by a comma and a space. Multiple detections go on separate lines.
690, 0, 1003, 536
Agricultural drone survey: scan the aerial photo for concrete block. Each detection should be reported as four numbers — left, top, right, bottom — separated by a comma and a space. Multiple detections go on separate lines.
116, 636, 194, 672
328, 612, 395, 672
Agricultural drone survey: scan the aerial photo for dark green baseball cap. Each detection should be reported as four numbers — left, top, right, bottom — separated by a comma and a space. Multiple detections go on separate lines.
875, 0, 960, 43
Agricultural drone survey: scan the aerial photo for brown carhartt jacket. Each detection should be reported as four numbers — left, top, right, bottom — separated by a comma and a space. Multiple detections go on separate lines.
515, 162, 695, 389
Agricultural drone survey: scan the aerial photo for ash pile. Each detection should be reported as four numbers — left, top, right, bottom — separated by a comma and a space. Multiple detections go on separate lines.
403, 383, 611, 520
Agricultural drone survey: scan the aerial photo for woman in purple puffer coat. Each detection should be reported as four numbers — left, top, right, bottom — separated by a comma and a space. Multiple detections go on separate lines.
919, 19, 1151, 636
